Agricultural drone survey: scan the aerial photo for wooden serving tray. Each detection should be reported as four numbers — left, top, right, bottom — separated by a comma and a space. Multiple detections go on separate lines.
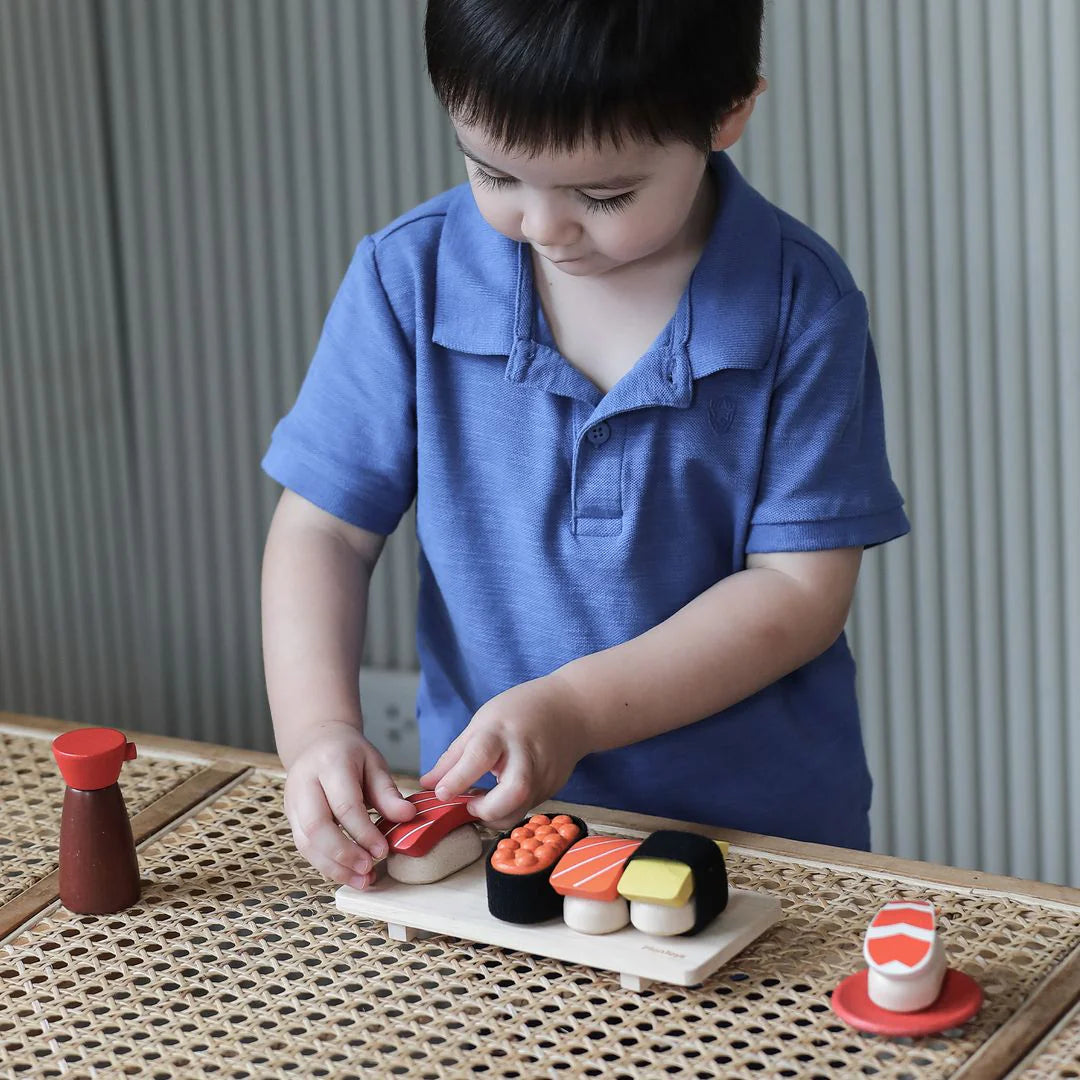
335, 854, 782, 990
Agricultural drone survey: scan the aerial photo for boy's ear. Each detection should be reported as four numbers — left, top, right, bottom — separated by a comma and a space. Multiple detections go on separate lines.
712, 77, 767, 152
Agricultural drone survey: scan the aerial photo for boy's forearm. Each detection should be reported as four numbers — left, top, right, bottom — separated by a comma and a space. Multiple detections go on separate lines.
556, 550, 862, 754
261, 499, 376, 769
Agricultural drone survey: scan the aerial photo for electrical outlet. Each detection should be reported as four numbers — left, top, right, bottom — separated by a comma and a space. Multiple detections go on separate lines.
359, 667, 420, 775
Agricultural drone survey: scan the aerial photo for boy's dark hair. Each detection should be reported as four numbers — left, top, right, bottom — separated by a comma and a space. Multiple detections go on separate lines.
425, 0, 764, 155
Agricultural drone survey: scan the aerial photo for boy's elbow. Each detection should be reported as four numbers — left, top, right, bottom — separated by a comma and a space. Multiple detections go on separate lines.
815, 595, 855, 653
802, 564, 861, 656
747, 547, 862, 658
268, 488, 387, 573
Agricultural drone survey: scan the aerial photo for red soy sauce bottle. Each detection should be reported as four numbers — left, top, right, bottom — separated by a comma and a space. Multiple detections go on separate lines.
52, 727, 141, 914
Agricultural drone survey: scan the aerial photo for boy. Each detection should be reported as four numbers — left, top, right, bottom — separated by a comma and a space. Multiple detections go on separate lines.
261, 0, 909, 891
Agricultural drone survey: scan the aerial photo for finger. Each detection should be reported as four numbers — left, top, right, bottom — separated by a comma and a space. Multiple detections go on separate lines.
365, 765, 417, 823
419, 739, 465, 790
465, 766, 532, 825
479, 811, 524, 832
433, 733, 502, 800
320, 768, 392, 861
292, 823, 375, 890
287, 778, 377, 874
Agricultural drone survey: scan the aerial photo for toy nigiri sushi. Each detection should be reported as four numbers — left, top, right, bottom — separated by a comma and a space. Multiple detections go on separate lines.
549, 836, 641, 934
376, 790, 482, 884
863, 900, 946, 1012
830, 898, 981, 1035
616, 830, 729, 936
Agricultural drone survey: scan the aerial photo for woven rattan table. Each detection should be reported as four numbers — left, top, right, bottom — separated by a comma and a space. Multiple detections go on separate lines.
1009, 998, 1080, 1078
2, 713, 1079, 1079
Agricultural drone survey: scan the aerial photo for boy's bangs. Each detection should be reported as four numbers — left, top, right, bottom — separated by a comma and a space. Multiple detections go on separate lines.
439, 80, 693, 157
426, 1, 753, 156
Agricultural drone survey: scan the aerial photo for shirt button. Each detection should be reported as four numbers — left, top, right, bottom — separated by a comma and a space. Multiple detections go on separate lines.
586, 421, 611, 446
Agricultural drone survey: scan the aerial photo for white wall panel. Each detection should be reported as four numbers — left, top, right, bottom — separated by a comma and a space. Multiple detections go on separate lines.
741, 0, 1077, 882
0, 0, 145, 733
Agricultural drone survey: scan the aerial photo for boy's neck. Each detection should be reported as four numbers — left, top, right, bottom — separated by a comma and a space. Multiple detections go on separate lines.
676, 161, 719, 265
529, 162, 719, 395
635, 160, 716, 279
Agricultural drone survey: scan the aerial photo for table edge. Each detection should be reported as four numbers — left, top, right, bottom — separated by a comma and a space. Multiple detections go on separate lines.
7, 713, 1080, 906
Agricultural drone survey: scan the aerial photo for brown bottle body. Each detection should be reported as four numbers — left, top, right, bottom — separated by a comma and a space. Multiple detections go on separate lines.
58, 783, 140, 914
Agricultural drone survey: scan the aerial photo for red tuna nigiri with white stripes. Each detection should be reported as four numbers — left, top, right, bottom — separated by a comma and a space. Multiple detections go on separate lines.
377, 790, 475, 858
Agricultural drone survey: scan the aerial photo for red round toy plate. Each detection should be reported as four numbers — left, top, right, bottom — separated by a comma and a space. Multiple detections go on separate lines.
831, 968, 982, 1036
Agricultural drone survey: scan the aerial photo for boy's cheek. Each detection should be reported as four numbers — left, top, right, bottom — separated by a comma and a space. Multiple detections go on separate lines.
612, 212, 687, 263
470, 191, 521, 242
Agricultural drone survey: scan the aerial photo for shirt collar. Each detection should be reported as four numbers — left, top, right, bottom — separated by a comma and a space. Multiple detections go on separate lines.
432, 184, 519, 356
685, 152, 782, 378
432, 152, 781, 378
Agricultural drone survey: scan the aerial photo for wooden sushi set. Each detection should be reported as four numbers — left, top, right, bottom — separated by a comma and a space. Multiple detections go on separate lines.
335, 791, 783, 989
336, 791, 986, 1029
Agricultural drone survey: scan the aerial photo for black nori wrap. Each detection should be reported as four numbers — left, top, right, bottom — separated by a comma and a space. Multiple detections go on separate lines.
623, 830, 728, 935
485, 815, 589, 924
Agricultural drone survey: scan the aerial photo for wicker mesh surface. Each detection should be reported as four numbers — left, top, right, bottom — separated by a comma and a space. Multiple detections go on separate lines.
3, 769, 1079, 1079
0, 730, 205, 907
1015, 1001, 1080, 1079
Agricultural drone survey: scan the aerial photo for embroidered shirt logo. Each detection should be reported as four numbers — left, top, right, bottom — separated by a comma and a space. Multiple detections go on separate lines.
708, 396, 736, 435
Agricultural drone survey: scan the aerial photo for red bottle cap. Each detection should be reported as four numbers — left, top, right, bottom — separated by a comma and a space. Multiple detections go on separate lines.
52, 728, 138, 790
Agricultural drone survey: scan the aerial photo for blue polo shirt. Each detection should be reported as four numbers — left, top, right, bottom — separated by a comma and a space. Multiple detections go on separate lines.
263, 152, 909, 849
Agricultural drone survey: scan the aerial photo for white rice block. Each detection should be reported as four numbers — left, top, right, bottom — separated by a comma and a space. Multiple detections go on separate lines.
867, 937, 946, 1012
386, 823, 482, 884
630, 897, 696, 937
563, 895, 630, 935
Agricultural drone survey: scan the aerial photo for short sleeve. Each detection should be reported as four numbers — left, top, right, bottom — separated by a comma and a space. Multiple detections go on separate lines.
261, 237, 417, 535
747, 289, 909, 552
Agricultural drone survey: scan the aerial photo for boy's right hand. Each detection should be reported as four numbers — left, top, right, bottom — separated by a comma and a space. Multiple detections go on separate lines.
282, 721, 416, 890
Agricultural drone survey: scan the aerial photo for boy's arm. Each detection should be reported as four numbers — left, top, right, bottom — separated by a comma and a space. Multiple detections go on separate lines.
426, 547, 862, 824
262, 489, 382, 765
262, 489, 415, 887
559, 547, 862, 752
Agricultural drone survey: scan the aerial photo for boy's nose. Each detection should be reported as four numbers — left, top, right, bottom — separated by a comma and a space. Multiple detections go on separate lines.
520, 200, 581, 248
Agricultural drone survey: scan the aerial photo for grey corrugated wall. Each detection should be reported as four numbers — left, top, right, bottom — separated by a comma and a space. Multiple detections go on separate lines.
1, 0, 1077, 885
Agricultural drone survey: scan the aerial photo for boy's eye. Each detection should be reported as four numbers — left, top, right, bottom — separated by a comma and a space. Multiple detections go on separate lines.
471, 167, 516, 190
470, 165, 638, 215
578, 190, 638, 214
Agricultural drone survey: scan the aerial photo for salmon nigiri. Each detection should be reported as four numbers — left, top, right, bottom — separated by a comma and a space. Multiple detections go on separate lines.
550, 836, 641, 934
863, 900, 946, 1012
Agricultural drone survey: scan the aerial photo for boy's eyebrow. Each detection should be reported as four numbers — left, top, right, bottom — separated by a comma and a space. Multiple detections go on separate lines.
454, 135, 648, 191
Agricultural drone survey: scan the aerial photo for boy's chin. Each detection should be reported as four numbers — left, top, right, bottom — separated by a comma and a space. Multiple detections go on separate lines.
537, 251, 614, 277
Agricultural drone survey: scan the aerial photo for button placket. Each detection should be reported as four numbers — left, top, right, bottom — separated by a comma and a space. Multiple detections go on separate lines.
572, 414, 625, 534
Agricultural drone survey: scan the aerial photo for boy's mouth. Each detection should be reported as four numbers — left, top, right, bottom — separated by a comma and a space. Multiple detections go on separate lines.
539, 251, 585, 265
531, 242, 583, 263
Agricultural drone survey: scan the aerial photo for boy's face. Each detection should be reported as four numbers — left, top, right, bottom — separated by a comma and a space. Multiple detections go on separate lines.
453, 119, 713, 278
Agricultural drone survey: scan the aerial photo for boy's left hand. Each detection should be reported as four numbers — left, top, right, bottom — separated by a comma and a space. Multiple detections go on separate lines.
419, 672, 593, 829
